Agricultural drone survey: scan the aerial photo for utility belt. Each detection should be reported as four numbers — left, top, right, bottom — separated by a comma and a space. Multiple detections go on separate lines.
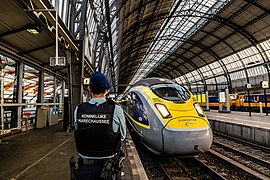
100, 148, 125, 179
70, 148, 125, 180
78, 157, 107, 166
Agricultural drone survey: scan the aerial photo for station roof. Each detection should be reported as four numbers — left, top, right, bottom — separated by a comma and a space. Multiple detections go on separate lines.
0, 0, 78, 79
1, 0, 270, 94
117, 0, 270, 92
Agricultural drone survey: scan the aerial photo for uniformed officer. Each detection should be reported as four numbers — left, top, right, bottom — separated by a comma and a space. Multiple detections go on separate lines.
74, 71, 126, 180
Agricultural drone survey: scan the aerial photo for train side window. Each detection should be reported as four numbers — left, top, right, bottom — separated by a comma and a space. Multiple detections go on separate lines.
128, 92, 149, 126
267, 95, 270, 102
240, 96, 243, 102
244, 96, 255, 102
262, 95, 270, 102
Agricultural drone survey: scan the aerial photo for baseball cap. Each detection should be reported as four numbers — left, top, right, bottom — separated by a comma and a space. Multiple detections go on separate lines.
90, 71, 111, 89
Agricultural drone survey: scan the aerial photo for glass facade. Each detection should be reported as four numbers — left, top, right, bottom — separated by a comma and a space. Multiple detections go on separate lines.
0, 55, 18, 129
0, 54, 64, 132
44, 73, 54, 103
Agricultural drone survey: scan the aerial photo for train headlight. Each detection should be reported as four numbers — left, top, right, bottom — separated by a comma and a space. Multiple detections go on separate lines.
194, 103, 205, 117
155, 104, 172, 118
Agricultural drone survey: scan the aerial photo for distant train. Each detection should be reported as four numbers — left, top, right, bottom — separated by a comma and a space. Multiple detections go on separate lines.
199, 92, 270, 111
121, 78, 213, 155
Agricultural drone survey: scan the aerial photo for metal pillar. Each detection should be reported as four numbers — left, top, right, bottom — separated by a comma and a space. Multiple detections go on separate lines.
264, 89, 268, 116
37, 71, 44, 106
0, 66, 4, 130
67, 49, 83, 131
205, 91, 210, 111
247, 89, 251, 116
218, 101, 222, 112
17, 62, 24, 129
226, 88, 231, 113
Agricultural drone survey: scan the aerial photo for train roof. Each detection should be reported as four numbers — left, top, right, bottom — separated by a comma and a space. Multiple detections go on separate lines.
132, 77, 175, 87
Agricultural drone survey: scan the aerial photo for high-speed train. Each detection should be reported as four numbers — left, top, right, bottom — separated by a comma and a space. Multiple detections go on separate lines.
122, 78, 213, 155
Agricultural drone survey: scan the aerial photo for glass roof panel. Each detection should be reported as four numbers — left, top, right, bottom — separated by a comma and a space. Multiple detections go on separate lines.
193, 70, 201, 81
177, 38, 270, 86
206, 78, 215, 84
200, 66, 212, 78
130, 0, 230, 84
209, 62, 223, 76
230, 70, 246, 81
216, 75, 226, 83
260, 40, 270, 62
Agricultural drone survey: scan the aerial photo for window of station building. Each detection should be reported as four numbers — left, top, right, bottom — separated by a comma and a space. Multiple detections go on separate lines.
216, 77, 226, 88
55, 79, 62, 103
205, 78, 216, 92
55, 79, 63, 118
0, 56, 18, 103
22, 65, 39, 127
0, 55, 18, 129
44, 73, 54, 103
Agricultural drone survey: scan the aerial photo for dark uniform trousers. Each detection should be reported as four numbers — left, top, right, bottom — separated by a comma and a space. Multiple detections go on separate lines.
77, 158, 121, 180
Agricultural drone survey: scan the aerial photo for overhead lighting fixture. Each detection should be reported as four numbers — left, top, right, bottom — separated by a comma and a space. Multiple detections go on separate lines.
25, 23, 42, 35
26, 28, 40, 35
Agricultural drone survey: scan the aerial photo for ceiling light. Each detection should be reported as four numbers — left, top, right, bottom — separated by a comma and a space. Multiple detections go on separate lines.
27, 28, 40, 35
25, 23, 42, 35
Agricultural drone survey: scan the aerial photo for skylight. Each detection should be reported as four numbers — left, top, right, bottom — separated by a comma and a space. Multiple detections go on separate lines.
129, 0, 230, 85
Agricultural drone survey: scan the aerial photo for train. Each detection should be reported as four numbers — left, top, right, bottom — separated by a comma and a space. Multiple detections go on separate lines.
199, 92, 270, 111
121, 78, 213, 156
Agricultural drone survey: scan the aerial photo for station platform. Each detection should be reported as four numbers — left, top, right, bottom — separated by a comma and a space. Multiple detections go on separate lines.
0, 122, 148, 180
205, 110, 270, 148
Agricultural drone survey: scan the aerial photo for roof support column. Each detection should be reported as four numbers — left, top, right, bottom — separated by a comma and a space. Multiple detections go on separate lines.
67, 47, 84, 131
37, 70, 44, 105
16, 62, 24, 130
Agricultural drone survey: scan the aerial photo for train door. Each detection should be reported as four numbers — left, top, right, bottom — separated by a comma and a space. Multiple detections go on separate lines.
255, 95, 259, 109
262, 94, 270, 111
239, 95, 244, 108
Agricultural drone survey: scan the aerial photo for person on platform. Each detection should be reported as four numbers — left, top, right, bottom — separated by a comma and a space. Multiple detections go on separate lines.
73, 71, 126, 180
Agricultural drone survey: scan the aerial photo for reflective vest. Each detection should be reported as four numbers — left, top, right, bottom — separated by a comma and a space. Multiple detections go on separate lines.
74, 100, 120, 157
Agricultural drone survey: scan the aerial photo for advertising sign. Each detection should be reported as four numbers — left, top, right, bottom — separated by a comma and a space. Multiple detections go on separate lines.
218, 89, 226, 103
219, 92, 226, 103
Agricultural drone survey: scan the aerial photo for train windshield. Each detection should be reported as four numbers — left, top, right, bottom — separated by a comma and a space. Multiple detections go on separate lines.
150, 83, 190, 102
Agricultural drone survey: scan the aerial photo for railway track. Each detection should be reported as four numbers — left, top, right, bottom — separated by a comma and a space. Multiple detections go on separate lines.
128, 122, 270, 179
156, 157, 226, 179
211, 133, 270, 178
139, 140, 270, 179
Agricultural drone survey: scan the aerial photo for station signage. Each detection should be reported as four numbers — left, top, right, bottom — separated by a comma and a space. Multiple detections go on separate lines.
84, 78, 90, 85
245, 83, 252, 89
260, 81, 269, 89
